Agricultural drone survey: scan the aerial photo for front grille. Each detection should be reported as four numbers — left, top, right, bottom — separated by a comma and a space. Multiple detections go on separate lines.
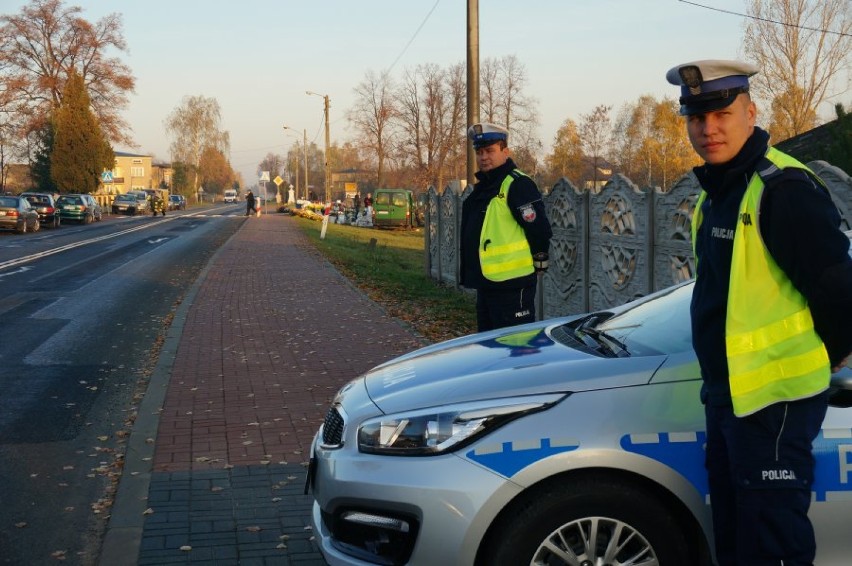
322, 406, 345, 447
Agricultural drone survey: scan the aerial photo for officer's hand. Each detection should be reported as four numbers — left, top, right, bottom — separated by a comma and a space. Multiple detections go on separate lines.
533, 252, 549, 272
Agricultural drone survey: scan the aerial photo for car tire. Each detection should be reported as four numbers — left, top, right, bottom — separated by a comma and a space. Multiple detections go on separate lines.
479, 478, 690, 566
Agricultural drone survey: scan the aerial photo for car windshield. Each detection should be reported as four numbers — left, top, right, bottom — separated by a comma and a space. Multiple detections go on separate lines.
116, 195, 134, 202
554, 282, 694, 358
0, 197, 19, 207
25, 195, 49, 205
58, 196, 83, 205
595, 282, 693, 356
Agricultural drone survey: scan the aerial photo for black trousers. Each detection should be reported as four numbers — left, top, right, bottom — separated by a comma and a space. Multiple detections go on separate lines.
475, 284, 535, 332
705, 392, 828, 566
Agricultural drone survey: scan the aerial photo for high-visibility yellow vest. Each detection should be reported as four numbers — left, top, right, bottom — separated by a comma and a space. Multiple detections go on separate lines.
480, 171, 535, 282
691, 147, 830, 416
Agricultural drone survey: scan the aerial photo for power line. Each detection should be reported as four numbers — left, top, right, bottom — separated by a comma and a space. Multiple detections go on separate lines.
387, 0, 442, 73
678, 0, 852, 38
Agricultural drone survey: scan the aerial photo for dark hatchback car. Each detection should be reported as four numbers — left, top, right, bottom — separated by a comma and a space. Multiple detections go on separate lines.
0, 196, 40, 233
21, 192, 61, 228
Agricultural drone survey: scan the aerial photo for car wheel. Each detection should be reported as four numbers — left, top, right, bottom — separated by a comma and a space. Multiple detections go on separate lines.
479, 478, 690, 566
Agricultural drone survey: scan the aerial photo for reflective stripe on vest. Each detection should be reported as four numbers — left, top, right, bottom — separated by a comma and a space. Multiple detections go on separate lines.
479, 170, 534, 282
691, 147, 830, 416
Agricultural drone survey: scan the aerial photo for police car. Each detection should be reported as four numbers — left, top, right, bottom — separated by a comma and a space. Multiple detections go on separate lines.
308, 234, 852, 566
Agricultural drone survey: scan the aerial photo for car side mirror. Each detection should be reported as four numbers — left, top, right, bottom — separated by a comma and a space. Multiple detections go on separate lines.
828, 369, 852, 408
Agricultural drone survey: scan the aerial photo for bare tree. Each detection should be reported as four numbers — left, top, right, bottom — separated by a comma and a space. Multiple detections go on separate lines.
164, 95, 229, 194
0, 0, 135, 145
257, 152, 285, 179
395, 63, 466, 191
349, 69, 396, 188
578, 105, 612, 191
743, 0, 851, 141
479, 55, 540, 168
441, 62, 468, 186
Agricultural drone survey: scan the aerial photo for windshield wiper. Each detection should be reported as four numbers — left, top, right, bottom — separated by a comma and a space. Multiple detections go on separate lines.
573, 316, 631, 358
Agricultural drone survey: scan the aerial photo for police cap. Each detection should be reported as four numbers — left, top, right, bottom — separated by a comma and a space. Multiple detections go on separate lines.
468, 122, 508, 149
665, 59, 759, 116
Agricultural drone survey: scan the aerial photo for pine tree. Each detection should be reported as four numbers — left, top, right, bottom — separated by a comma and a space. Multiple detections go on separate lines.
30, 122, 58, 194
50, 70, 114, 193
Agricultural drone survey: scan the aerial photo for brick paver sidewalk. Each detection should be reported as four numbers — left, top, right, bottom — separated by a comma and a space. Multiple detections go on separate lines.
102, 214, 426, 565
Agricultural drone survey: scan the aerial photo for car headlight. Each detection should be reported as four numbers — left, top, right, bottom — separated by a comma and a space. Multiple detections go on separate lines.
357, 394, 566, 455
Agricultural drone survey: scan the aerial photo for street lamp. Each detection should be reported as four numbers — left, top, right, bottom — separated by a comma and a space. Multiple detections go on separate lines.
283, 125, 308, 201
306, 91, 331, 203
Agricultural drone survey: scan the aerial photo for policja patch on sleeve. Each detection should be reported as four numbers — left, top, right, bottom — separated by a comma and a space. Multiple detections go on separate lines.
520, 204, 537, 223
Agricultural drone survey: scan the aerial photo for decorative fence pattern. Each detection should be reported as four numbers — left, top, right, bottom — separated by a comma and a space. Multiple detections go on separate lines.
425, 161, 852, 318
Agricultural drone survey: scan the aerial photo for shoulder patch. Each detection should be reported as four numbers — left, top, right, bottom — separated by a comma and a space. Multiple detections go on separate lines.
520, 204, 536, 223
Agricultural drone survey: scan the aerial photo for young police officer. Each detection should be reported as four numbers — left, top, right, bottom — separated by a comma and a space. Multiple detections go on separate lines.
667, 59, 852, 565
460, 123, 552, 332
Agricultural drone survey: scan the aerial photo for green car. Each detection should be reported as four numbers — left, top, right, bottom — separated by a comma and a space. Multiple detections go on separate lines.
57, 194, 102, 224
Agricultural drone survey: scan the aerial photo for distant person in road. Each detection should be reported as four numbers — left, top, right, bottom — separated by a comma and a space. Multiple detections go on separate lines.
460, 122, 552, 332
245, 190, 256, 216
667, 59, 852, 565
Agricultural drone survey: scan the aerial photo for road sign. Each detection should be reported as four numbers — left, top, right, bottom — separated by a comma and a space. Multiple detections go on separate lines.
101, 171, 114, 182
260, 171, 270, 182
273, 175, 283, 186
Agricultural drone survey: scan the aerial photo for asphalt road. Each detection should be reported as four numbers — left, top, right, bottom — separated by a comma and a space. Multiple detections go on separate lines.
0, 204, 244, 565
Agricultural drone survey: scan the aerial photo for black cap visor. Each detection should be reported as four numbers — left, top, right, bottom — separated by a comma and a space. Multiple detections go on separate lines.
473, 139, 503, 150
679, 86, 748, 116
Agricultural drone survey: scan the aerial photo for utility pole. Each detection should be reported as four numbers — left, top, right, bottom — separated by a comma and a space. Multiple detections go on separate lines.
307, 91, 331, 203
303, 128, 309, 201
466, 0, 479, 190
323, 95, 331, 203
284, 124, 309, 201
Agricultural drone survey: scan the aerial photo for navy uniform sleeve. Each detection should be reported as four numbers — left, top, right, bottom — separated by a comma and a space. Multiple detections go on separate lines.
760, 169, 852, 367
507, 176, 552, 255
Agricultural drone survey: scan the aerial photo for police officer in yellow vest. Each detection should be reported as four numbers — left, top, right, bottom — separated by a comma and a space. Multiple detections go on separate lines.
668, 59, 852, 565
460, 123, 552, 332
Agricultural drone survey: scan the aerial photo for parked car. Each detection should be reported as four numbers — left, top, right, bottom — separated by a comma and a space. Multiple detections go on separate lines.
21, 192, 61, 228
57, 194, 99, 224
168, 194, 186, 210
111, 193, 141, 215
0, 195, 40, 233
308, 233, 852, 566
81, 194, 103, 221
126, 191, 150, 214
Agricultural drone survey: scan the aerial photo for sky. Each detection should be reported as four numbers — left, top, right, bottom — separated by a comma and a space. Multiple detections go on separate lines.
3, 0, 847, 187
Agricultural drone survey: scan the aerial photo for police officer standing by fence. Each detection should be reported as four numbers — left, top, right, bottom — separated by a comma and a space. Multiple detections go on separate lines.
460, 123, 552, 332
668, 59, 852, 565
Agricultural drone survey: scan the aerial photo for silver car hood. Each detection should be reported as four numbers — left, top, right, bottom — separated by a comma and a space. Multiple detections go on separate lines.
363, 321, 667, 415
